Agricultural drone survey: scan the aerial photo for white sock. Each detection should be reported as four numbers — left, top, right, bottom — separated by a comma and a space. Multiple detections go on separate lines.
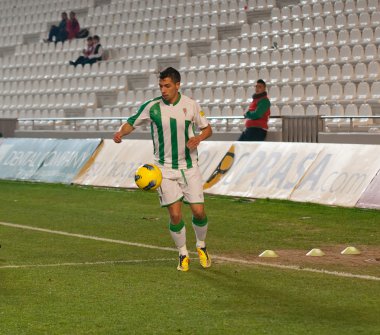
169, 222, 188, 256
192, 223, 208, 249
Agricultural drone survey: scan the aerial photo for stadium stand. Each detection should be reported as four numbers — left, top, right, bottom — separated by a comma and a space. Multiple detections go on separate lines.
0, 0, 379, 143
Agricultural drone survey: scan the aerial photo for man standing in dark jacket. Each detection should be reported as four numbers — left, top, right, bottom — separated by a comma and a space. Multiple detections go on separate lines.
238, 79, 271, 141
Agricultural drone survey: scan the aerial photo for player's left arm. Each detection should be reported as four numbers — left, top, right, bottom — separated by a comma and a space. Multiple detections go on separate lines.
187, 124, 212, 150
187, 103, 213, 150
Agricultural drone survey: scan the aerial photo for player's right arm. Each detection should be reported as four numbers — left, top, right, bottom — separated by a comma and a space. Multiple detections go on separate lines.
114, 99, 155, 143
113, 122, 135, 143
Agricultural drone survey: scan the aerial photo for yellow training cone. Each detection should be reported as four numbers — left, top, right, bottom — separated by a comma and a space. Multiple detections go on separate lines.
259, 250, 278, 258
341, 246, 361, 255
306, 248, 325, 257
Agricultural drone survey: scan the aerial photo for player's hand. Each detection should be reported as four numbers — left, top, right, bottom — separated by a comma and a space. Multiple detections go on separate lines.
187, 136, 201, 150
113, 132, 123, 143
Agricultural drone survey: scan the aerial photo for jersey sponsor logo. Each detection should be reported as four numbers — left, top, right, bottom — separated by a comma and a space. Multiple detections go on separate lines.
183, 108, 187, 116
199, 110, 205, 117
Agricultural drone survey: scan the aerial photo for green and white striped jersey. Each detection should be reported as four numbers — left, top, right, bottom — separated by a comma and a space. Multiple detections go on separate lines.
127, 93, 209, 170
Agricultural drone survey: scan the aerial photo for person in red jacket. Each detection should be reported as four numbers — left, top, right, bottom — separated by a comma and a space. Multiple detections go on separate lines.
238, 79, 271, 141
67, 11, 80, 40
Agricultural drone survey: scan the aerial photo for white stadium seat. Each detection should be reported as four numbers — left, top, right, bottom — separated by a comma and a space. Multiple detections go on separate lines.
304, 84, 317, 101
235, 87, 246, 103
330, 82, 343, 100
293, 84, 304, 102
305, 104, 318, 116
269, 67, 281, 84
352, 45, 365, 61
370, 82, 380, 99
331, 103, 345, 117
202, 87, 214, 105
371, 11, 380, 26
268, 85, 280, 104
357, 82, 371, 100
368, 61, 380, 79
327, 46, 339, 62
343, 82, 357, 100
293, 104, 305, 116
281, 66, 292, 83
292, 48, 303, 64
293, 66, 304, 82
319, 104, 331, 116
338, 30, 349, 45
359, 104, 372, 117
342, 63, 354, 80
365, 43, 378, 60
345, 105, 358, 128
280, 85, 293, 103
304, 65, 316, 82
340, 45, 352, 62
318, 83, 330, 101
316, 65, 329, 81
325, 15, 336, 30
280, 105, 292, 116
258, 67, 269, 81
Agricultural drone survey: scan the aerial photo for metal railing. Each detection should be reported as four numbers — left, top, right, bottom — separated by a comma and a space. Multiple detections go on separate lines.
14, 115, 380, 140
321, 115, 380, 132
17, 117, 128, 131
16, 115, 282, 131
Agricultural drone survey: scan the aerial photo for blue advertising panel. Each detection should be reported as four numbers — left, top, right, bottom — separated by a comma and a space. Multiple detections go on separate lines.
0, 138, 59, 180
30, 139, 102, 183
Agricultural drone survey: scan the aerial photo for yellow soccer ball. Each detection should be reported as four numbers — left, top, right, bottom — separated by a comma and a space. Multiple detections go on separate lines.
134, 164, 162, 191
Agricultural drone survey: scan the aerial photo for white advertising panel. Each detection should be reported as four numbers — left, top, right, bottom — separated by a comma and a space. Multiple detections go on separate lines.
74, 140, 233, 188
356, 171, 380, 209
290, 144, 380, 207
198, 141, 234, 182
74, 139, 154, 188
205, 142, 324, 199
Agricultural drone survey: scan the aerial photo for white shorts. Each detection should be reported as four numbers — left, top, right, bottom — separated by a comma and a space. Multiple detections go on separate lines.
156, 164, 204, 207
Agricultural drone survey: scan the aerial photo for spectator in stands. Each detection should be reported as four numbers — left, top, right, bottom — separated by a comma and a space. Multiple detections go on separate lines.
69, 36, 94, 67
44, 12, 68, 43
67, 11, 80, 40
88, 35, 104, 64
238, 79, 271, 141
69, 35, 103, 67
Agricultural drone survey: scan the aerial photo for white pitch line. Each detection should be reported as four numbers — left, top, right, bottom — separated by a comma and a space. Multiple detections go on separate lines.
0, 221, 178, 252
212, 256, 380, 282
1, 221, 379, 281
0, 258, 173, 269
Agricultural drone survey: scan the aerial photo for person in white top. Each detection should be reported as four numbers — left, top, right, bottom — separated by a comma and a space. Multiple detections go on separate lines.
113, 67, 213, 272
69, 35, 103, 67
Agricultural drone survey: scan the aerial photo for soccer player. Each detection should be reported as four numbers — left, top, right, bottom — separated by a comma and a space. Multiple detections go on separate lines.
113, 67, 212, 272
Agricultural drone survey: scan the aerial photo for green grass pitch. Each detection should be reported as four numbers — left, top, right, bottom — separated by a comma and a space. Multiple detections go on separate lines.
0, 180, 379, 335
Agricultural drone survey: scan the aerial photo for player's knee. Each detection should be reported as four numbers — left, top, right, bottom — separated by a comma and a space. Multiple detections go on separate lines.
170, 213, 182, 225
192, 210, 206, 221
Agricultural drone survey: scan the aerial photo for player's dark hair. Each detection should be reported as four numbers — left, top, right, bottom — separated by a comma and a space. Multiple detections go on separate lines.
93, 35, 100, 41
159, 67, 181, 83
257, 79, 266, 87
